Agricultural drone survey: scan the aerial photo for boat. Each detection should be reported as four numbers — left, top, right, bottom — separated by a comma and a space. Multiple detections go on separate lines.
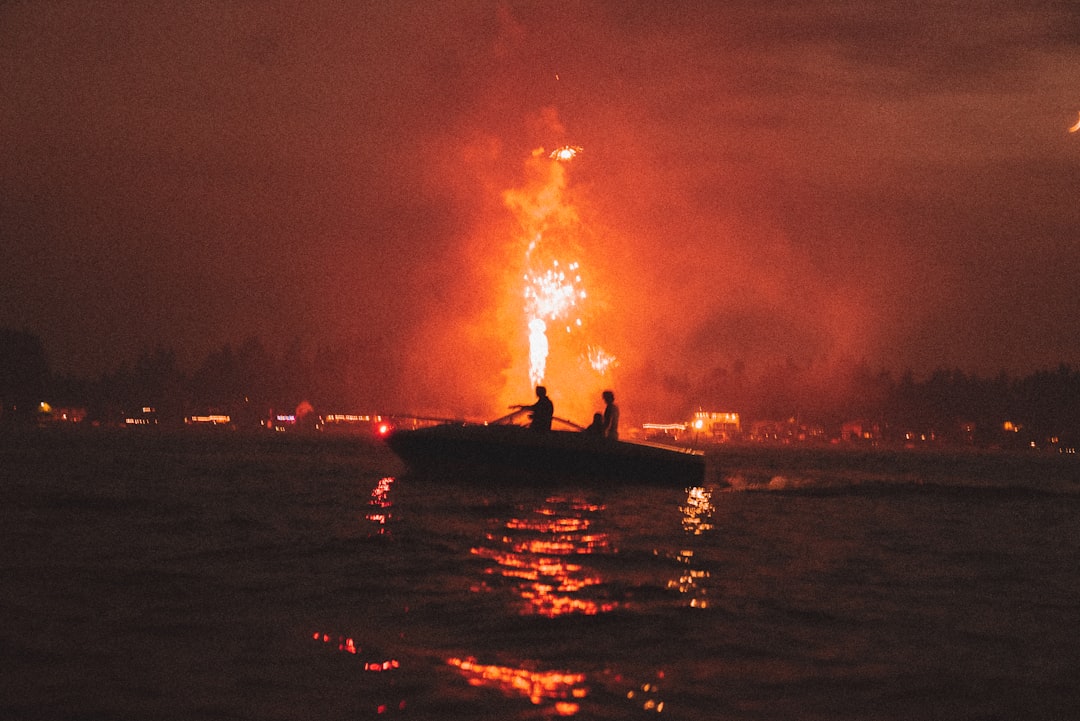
385, 412, 706, 486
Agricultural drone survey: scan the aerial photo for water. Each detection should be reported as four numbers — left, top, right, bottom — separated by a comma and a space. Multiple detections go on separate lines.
2, 430, 1078, 720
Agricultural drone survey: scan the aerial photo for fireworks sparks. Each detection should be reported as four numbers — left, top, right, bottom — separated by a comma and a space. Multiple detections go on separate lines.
505, 142, 617, 391
523, 261, 585, 322
528, 318, 549, 386
523, 260, 585, 385
549, 145, 582, 161
586, 346, 618, 376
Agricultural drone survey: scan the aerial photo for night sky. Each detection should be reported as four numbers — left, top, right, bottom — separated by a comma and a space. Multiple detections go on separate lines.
3, 1, 1080, 422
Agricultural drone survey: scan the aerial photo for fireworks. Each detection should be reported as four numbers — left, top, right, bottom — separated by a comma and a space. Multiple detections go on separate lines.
549, 145, 582, 161
528, 318, 549, 386
506, 142, 616, 389
586, 345, 618, 376
523, 259, 585, 385
523, 260, 585, 323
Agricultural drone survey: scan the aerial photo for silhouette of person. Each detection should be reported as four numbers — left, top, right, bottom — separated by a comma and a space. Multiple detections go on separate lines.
584, 412, 604, 435
513, 385, 554, 431
601, 390, 619, 440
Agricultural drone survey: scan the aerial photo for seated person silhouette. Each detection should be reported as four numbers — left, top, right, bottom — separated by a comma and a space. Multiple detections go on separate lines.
584, 412, 605, 435
512, 386, 553, 431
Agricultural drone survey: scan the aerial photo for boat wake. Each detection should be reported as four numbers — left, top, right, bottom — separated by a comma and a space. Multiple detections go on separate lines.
721, 471, 1080, 499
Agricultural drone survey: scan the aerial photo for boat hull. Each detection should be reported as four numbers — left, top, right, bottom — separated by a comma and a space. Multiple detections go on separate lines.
386, 424, 706, 486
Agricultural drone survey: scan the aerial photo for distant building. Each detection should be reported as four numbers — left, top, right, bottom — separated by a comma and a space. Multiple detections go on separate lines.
318, 413, 392, 437
123, 406, 159, 426
642, 423, 687, 443
38, 403, 88, 425
750, 418, 826, 444
186, 413, 232, 426
267, 413, 297, 432
841, 419, 880, 443
691, 411, 741, 442
899, 429, 939, 446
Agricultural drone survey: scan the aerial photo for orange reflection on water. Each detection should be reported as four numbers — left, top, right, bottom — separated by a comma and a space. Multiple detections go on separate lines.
447, 656, 586, 715
312, 631, 401, 671
471, 496, 616, 617
680, 486, 714, 535
311, 630, 407, 713
626, 676, 667, 713
366, 476, 395, 535
666, 549, 710, 608
664, 486, 714, 608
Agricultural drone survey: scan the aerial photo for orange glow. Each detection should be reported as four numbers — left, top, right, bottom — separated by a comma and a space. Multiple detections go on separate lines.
1069, 112, 1080, 133
524, 260, 585, 321
447, 656, 586, 712
523, 255, 586, 385
503, 144, 617, 396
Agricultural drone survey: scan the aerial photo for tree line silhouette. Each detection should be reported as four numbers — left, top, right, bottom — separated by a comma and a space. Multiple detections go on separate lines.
1, 330, 369, 429
2, 327, 1079, 446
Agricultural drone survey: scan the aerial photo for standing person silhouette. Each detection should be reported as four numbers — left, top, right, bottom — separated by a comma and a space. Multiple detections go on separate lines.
513, 386, 554, 431
601, 390, 619, 440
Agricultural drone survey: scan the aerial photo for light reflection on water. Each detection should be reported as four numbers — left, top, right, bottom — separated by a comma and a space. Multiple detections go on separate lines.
666, 486, 715, 608
470, 494, 617, 618
459, 485, 703, 716
303, 449, 1079, 718
365, 475, 395, 535
447, 656, 587, 716
355, 477, 713, 716
681, 485, 714, 535
310, 630, 408, 715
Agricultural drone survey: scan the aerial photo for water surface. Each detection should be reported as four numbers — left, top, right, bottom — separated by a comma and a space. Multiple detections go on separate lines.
2, 431, 1077, 719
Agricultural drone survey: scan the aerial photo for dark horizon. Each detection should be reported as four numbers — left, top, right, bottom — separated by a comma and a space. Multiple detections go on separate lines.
5, 327, 1080, 449
4, 2, 1080, 424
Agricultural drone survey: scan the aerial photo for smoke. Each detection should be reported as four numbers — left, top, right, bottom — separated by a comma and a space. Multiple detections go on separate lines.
4, 2, 1080, 426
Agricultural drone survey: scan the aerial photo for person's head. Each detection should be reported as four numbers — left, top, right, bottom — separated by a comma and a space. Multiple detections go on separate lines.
602, 390, 614, 404
536, 386, 547, 398
593, 412, 603, 424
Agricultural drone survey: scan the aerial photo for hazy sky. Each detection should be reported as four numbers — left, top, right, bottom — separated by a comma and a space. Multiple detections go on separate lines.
3, 1, 1080, 420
